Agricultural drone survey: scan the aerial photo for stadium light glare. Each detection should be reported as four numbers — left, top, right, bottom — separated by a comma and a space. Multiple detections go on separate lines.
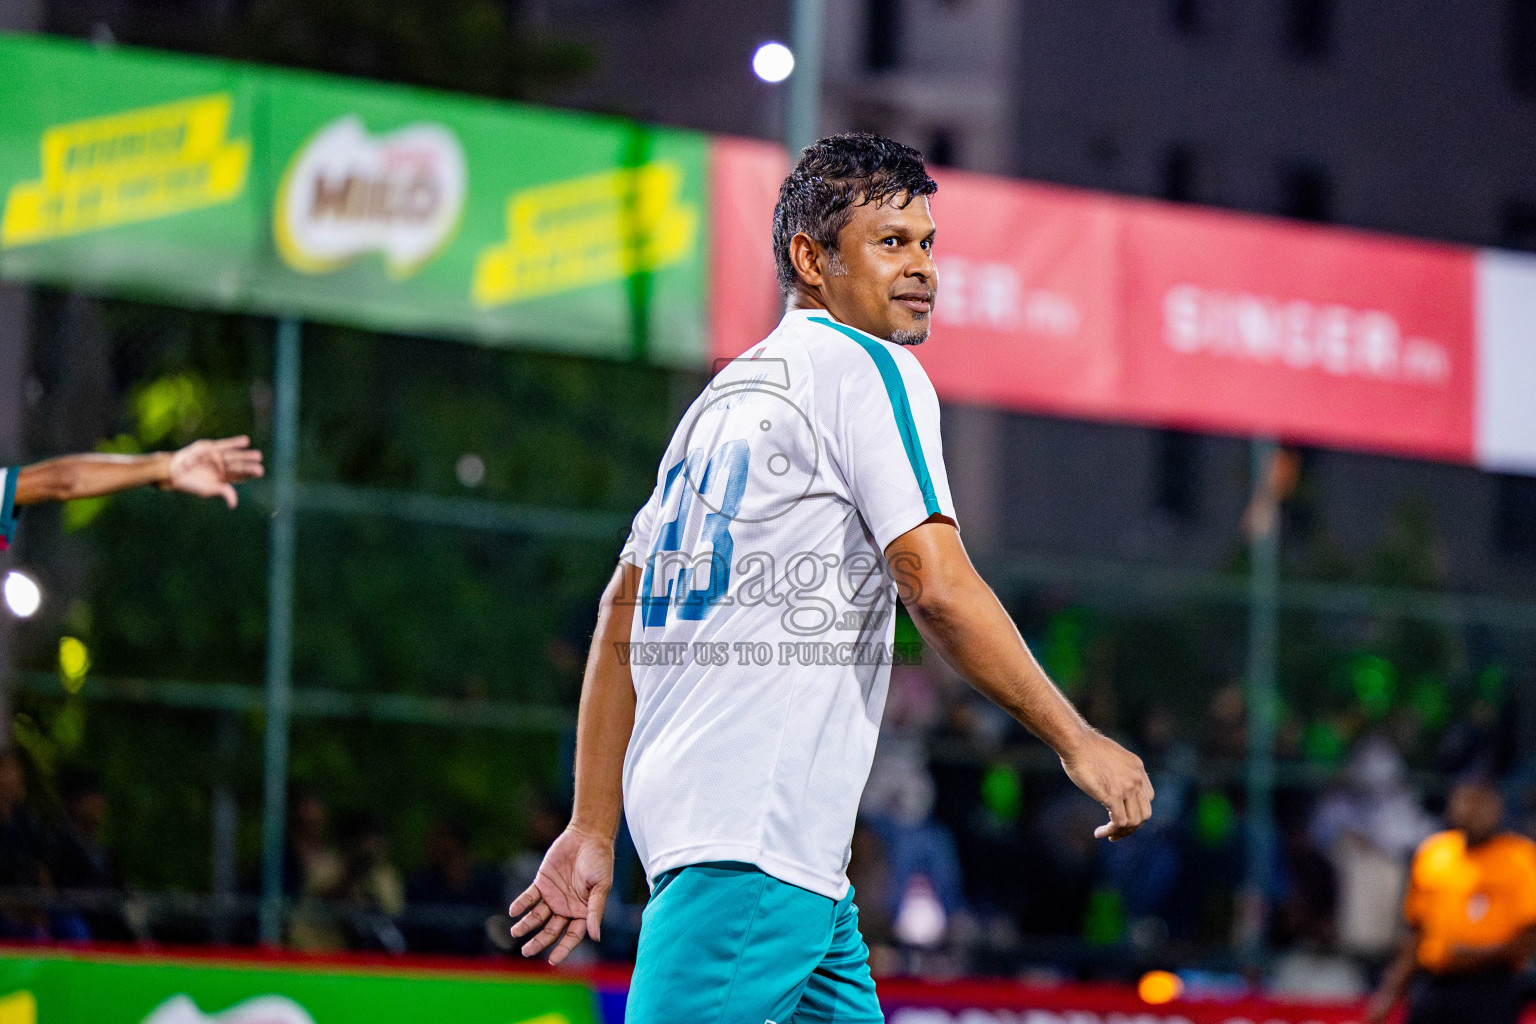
3, 571, 40, 618
752, 42, 795, 84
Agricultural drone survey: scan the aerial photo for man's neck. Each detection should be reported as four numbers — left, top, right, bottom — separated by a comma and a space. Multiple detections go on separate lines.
786, 287, 828, 314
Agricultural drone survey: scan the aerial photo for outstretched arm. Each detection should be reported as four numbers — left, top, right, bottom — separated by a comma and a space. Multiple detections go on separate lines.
887, 518, 1152, 840
15, 436, 263, 509
509, 561, 639, 964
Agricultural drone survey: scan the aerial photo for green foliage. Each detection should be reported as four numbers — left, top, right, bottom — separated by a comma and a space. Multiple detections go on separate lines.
284, 719, 561, 869
133, 373, 211, 447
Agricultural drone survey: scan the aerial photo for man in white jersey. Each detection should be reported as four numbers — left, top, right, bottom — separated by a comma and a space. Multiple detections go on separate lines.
510, 134, 1152, 1022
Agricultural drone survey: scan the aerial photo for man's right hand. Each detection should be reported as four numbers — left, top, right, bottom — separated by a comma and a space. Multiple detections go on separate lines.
508, 825, 615, 965
887, 521, 1154, 842
1059, 730, 1154, 841
166, 435, 265, 508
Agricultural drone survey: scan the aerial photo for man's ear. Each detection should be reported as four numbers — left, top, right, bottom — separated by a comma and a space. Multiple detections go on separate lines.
789, 232, 825, 290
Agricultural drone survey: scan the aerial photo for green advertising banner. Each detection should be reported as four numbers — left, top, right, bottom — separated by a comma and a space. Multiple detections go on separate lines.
0, 34, 261, 308
251, 69, 705, 364
0, 950, 599, 1024
0, 33, 707, 366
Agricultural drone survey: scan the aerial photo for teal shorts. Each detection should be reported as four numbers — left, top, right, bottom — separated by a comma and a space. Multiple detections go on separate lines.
624, 861, 884, 1024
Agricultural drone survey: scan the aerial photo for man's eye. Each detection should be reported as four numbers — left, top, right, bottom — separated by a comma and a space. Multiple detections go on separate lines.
882, 237, 900, 246
921, 239, 932, 251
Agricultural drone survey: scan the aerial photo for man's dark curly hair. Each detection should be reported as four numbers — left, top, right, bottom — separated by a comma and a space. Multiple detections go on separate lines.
772, 133, 937, 296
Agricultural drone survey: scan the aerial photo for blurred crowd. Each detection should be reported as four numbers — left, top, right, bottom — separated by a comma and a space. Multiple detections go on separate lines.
0, 658, 1525, 994
0, 752, 562, 958
0, 753, 123, 943
838, 662, 1522, 994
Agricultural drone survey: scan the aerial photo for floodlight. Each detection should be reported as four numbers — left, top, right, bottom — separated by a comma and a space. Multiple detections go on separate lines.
4, 571, 40, 618
753, 43, 794, 84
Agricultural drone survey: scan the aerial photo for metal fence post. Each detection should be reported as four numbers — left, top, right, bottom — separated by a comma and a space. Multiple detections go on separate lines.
786, 0, 825, 157
258, 317, 301, 945
210, 710, 240, 944
1243, 436, 1281, 959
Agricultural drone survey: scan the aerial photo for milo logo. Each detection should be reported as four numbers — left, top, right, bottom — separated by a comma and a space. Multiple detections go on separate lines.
274, 115, 467, 278
143, 995, 315, 1024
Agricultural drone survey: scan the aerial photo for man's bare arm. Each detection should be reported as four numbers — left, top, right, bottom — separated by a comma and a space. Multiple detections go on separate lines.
887, 519, 1152, 840
14, 436, 263, 509
15, 453, 171, 505
570, 563, 640, 842
509, 561, 639, 964
1367, 929, 1420, 1024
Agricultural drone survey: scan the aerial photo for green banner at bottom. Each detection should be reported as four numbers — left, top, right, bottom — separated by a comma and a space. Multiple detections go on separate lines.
0, 951, 598, 1024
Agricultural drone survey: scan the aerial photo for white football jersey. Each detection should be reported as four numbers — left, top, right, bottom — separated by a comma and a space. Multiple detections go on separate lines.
617, 308, 956, 899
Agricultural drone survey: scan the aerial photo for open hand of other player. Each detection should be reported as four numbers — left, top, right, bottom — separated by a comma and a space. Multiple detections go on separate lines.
167, 436, 265, 508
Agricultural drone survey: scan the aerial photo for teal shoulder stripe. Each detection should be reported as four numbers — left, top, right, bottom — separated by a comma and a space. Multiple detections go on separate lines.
0, 467, 17, 547
809, 316, 940, 516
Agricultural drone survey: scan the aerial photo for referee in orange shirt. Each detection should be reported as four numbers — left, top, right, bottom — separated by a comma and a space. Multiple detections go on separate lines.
1369, 778, 1536, 1024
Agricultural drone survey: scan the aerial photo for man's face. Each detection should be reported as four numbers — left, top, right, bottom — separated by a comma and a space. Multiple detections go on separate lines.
819, 194, 937, 345
1447, 782, 1503, 845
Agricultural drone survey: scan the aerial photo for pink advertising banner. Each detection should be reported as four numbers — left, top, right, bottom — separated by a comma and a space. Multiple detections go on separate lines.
707, 138, 1536, 474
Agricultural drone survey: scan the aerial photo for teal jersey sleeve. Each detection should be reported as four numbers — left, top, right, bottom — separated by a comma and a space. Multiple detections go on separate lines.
0, 467, 18, 550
